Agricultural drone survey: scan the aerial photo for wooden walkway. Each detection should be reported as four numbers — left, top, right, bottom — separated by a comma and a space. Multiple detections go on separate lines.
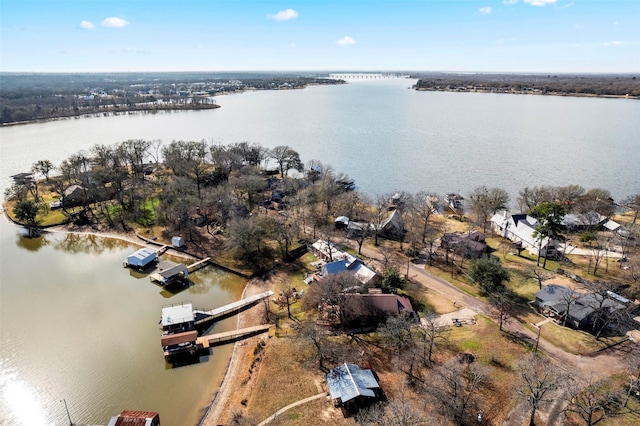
196, 325, 271, 349
193, 290, 274, 326
187, 257, 211, 273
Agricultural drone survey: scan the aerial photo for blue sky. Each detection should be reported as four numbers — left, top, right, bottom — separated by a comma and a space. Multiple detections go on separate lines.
1, 0, 638, 73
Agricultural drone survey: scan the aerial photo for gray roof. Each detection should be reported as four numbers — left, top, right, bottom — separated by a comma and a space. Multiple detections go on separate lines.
535, 284, 626, 322
326, 363, 379, 403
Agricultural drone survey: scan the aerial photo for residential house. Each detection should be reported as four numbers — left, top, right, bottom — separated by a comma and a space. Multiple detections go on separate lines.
491, 211, 556, 258
62, 184, 88, 207
320, 257, 380, 287
377, 209, 404, 241
440, 231, 487, 259
326, 363, 382, 413
534, 284, 627, 331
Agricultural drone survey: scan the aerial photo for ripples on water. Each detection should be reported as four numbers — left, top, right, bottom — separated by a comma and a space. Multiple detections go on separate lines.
1, 79, 638, 200
0, 222, 245, 425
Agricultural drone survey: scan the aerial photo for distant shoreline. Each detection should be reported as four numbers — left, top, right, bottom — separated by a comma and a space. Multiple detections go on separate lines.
415, 87, 638, 100
0, 103, 221, 127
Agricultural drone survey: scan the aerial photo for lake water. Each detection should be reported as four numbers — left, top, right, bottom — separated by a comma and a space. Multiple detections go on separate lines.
1, 79, 639, 425
0, 218, 246, 426
1, 78, 639, 200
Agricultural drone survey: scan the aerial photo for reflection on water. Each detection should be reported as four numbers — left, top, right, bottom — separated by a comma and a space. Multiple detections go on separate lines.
0, 372, 52, 426
0, 218, 246, 425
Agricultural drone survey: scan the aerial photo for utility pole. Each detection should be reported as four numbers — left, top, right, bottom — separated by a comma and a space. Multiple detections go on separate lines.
534, 325, 542, 353
61, 399, 73, 426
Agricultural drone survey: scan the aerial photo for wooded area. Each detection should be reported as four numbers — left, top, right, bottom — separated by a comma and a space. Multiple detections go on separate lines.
413, 73, 640, 98
0, 73, 344, 124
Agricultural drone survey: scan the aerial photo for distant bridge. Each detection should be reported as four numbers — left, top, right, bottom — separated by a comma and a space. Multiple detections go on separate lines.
329, 73, 411, 80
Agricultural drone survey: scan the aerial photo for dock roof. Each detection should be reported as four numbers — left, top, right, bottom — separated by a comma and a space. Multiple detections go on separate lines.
161, 303, 194, 327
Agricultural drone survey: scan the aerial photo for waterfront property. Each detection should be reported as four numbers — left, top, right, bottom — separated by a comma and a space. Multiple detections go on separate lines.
326, 363, 382, 413
310, 239, 379, 286
160, 291, 273, 360
150, 260, 189, 285
491, 211, 557, 258
123, 247, 159, 270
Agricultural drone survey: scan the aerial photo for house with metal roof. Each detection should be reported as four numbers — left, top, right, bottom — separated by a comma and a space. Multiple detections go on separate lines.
326, 363, 382, 411
491, 211, 556, 257
150, 260, 188, 285
313, 240, 380, 286
124, 247, 158, 270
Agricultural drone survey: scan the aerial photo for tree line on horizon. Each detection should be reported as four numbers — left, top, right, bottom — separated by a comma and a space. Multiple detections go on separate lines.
414, 73, 640, 97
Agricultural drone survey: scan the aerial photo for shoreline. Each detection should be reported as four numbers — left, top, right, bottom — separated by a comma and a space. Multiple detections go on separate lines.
5, 214, 250, 424
414, 87, 638, 99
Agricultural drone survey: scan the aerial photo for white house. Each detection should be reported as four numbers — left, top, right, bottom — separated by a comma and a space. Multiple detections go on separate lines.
490, 211, 556, 257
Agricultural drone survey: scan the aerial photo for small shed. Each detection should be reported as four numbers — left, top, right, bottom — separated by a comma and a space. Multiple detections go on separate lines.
124, 247, 158, 269
171, 236, 185, 248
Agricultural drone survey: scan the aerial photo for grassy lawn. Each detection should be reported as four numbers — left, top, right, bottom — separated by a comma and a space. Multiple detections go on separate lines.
520, 311, 626, 355
445, 315, 530, 421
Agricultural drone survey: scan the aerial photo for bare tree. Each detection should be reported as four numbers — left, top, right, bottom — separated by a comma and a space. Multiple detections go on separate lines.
564, 375, 622, 425
294, 319, 328, 371
529, 266, 554, 290
434, 363, 488, 425
622, 193, 640, 225
518, 354, 564, 426
489, 292, 516, 332
416, 310, 448, 366
412, 191, 440, 244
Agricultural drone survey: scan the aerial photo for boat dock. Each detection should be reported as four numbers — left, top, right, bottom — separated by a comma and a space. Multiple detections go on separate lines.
187, 257, 211, 273
193, 290, 274, 325
196, 325, 272, 348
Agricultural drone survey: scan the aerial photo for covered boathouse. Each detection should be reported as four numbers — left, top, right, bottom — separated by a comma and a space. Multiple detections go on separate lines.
123, 247, 158, 270
161, 302, 198, 358
150, 260, 188, 285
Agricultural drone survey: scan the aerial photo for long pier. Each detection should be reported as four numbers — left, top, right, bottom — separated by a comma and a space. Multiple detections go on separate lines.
187, 257, 211, 273
196, 325, 272, 348
193, 290, 274, 326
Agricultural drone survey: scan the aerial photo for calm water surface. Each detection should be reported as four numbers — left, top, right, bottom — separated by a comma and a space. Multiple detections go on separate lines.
1, 79, 639, 425
0, 217, 245, 425
1, 78, 638, 199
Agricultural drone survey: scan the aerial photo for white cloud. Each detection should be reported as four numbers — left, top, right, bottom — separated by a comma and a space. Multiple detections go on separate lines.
502, 0, 518, 4
79, 20, 94, 30
268, 9, 298, 21
336, 36, 356, 46
479, 7, 492, 14
603, 41, 627, 46
524, 0, 557, 6
287, 42, 297, 48
613, 21, 620, 26
101, 17, 129, 28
